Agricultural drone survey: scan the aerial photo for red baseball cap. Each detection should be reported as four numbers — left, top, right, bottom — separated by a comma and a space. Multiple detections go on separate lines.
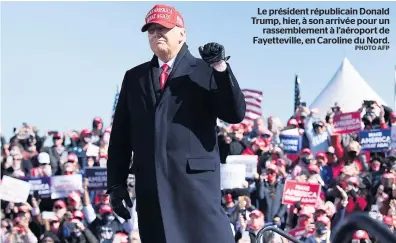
141, 4, 184, 32
353, 230, 369, 240
249, 210, 263, 218
383, 215, 393, 226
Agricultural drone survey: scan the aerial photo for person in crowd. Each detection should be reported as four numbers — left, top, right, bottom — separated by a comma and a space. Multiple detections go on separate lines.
256, 164, 287, 227
81, 178, 130, 242
304, 108, 333, 155
291, 148, 313, 179
40, 132, 67, 175
90, 118, 104, 146
31, 152, 53, 177
351, 230, 372, 243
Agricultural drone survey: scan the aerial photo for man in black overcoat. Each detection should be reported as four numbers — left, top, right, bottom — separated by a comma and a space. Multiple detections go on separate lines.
106, 4, 246, 243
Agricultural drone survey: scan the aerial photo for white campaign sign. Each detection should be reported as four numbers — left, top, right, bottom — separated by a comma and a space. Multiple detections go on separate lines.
86, 144, 100, 157
220, 164, 246, 189
226, 155, 258, 178
0, 175, 31, 203
51, 174, 83, 199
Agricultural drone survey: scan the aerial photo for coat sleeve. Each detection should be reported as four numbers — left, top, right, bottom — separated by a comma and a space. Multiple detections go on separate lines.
107, 71, 134, 191
210, 64, 246, 124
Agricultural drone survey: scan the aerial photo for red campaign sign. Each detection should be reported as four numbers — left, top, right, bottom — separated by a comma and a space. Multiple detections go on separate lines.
288, 227, 314, 240
282, 180, 321, 206
333, 111, 362, 134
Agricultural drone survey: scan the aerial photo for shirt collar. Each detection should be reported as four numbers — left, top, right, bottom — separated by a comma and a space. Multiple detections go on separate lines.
158, 56, 176, 69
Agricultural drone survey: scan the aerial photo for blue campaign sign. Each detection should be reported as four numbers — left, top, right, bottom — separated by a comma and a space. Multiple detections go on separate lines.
279, 135, 302, 154
359, 129, 391, 152
22, 177, 52, 198
85, 167, 107, 190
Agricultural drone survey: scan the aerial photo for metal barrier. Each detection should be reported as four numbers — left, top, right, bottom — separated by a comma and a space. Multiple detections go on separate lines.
331, 212, 396, 243
255, 226, 303, 243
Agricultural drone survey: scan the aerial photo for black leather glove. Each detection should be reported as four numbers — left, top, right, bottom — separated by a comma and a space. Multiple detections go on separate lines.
109, 185, 133, 220
198, 42, 230, 65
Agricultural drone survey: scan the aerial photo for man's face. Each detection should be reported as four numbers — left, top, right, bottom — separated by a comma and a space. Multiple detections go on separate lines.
95, 122, 103, 130
148, 24, 183, 58
326, 152, 336, 163
251, 215, 264, 228
54, 137, 63, 146
314, 123, 325, 133
54, 205, 66, 219
371, 160, 381, 171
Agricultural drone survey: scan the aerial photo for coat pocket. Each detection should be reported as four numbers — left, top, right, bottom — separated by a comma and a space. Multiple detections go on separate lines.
187, 157, 216, 172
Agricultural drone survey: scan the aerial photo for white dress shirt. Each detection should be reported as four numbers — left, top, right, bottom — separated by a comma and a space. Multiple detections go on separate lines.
158, 57, 176, 75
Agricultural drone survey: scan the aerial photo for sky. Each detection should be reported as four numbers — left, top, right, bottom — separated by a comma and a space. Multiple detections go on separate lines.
1, 1, 396, 139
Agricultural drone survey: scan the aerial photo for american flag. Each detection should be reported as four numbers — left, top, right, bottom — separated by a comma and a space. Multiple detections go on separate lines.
294, 74, 301, 112
241, 89, 263, 125
111, 85, 120, 122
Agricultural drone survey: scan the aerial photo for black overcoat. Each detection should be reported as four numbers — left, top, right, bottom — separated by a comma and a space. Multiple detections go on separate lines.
107, 43, 246, 243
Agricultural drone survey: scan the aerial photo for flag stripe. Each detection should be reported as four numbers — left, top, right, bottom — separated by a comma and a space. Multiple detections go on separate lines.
242, 89, 263, 96
246, 101, 261, 109
217, 88, 263, 125
242, 89, 263, 124
244, 95, 262, 103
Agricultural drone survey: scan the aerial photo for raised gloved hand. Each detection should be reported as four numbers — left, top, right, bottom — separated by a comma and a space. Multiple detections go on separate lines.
109, 185, 133, 220
198, 42, 230, 65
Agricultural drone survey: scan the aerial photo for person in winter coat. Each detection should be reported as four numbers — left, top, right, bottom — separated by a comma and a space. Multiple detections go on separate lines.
106, 4, 246, 243
256, 164, 287, 225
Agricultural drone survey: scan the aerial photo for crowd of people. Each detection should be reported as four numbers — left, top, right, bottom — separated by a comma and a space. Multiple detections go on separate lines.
218, 101, 396, 243
1, 100, 396, 243
1, 118, 139, 243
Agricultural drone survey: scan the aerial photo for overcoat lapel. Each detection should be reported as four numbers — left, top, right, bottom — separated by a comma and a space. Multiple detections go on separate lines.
158, 43, 196, 107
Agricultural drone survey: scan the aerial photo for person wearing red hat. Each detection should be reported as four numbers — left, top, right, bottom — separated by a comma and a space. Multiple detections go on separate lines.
235, 209, 266, 242
241, 138, 267, 156
256, 164, 287, 228
53, 200, 67, 220
222, 194, 236, 219
351, 230, 372, 243
91, 117, 104, 146
291, 149, 313, 180
343, 177, 368, 215
300, 215, 331, 243
107, 3, 246, 243
82, 177, 128, 242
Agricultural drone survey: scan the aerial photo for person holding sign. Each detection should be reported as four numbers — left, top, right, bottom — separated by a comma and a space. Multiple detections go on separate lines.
106, 3, 246, 243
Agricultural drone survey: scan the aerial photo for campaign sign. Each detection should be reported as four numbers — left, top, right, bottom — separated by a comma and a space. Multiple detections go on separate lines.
279, 135, 302, 154
226, 155, 258, 178
220, 164, 246, 190
333, 111, 362, 134
51, 174, 83, 199
359, 129, 391, 152
22, 177, 51, 198
282, 180, 321, 206
85, 167, 107, 190
0, 176, 31, 203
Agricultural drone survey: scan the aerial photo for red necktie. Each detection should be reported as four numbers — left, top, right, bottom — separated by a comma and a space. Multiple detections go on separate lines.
160, 64, 169, 90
